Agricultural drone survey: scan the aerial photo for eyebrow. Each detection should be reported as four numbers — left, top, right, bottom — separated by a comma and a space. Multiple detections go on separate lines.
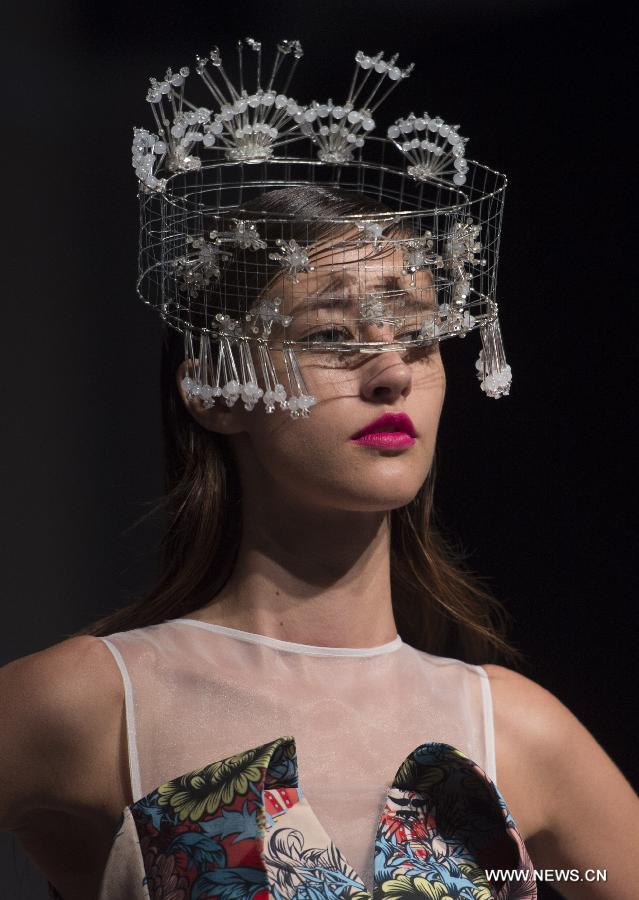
288, 270, 435, 318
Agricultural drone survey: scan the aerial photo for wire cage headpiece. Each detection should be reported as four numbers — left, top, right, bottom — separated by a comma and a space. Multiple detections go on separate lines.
133, 39, 510, 418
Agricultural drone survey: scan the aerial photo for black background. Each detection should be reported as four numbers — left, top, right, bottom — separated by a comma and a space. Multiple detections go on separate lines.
1, 1, 637, 896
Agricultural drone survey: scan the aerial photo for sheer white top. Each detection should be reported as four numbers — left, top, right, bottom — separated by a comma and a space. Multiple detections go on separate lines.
100, 617, 496, 894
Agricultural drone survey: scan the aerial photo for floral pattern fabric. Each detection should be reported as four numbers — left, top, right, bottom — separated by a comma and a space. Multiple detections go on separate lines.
48, 737, 535, 899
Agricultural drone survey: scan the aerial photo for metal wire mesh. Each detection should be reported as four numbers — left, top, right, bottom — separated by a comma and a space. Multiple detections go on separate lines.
138, 141, 505, 351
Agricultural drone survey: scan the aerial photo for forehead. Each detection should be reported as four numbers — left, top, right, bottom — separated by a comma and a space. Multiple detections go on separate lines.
269, 231, 435, 311
306, 229, 414, 271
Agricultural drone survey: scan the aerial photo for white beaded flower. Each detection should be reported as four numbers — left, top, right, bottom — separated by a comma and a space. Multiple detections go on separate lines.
419, 303, 476, 340
445, 218, 485, 267
214, 312, 241, 336
171, 237, 231, 297
223, 220, 267, 251
355, 219, 393, 246
388, 112, 469, 185
245, 298, 293, 336
445, 303, 477, 334
400, 232, 443, 287
358, 294, 406, 328
210, 220, 267, 251
269, 239, 314, 282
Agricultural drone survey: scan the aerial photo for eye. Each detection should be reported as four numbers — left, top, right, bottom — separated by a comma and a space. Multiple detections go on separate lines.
304, 325, 353, 343
396, 329, 426, 343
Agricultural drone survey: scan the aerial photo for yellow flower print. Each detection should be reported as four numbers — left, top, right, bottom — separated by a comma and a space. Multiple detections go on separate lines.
379, 870, 493, 900
157, 741, 280, 822
380, 874, 453, 899
457, 865, 493, 900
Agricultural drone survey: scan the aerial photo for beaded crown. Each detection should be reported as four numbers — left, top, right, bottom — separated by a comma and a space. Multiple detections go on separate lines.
132, 39, 510, 417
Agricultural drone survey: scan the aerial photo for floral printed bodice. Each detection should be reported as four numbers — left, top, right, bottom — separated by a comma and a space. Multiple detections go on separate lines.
44, 619, 535, 898
49, 735, 535, 899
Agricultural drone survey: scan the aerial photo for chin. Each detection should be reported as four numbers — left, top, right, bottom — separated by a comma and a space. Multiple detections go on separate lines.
316, 469, 429, 513
329, 491, 423, 514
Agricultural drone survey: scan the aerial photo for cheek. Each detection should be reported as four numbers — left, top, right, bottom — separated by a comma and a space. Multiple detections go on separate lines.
416, 356, 446, 420
241, 412, 360, 507
254, 409, 345, 472
302, 361, 364, 402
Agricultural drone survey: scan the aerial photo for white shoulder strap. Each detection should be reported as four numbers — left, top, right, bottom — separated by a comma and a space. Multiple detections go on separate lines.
100, 637, 143, 801
477, 666, 497, 784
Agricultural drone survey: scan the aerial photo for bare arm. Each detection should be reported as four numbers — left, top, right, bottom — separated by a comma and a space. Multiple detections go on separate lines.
0, 635, 129, 895
485, 664, 639, 899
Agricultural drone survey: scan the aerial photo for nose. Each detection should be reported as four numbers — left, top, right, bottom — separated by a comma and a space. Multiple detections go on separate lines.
359, 349, 412, 404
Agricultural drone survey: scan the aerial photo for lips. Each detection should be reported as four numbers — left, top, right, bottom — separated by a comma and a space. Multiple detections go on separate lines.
350, 412, 417, 449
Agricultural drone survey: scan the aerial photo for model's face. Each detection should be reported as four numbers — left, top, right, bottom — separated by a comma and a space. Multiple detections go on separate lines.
179, 231, 445, 513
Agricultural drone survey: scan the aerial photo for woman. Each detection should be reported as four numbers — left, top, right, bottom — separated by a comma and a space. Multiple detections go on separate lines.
2, 40, 638, 900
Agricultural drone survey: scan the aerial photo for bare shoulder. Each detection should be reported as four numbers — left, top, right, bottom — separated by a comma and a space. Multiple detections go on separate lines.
482, 664, 639, 882
483, 663, 577, 752
483, 662, 608, 797
482, 663, 630, 775
0, 635, 127, 831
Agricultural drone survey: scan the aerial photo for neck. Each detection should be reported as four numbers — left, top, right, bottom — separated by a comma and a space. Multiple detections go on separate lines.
194, 486, 398, 649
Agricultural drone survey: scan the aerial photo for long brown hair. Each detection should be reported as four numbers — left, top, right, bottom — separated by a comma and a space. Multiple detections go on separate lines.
78, 185, 518, 664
